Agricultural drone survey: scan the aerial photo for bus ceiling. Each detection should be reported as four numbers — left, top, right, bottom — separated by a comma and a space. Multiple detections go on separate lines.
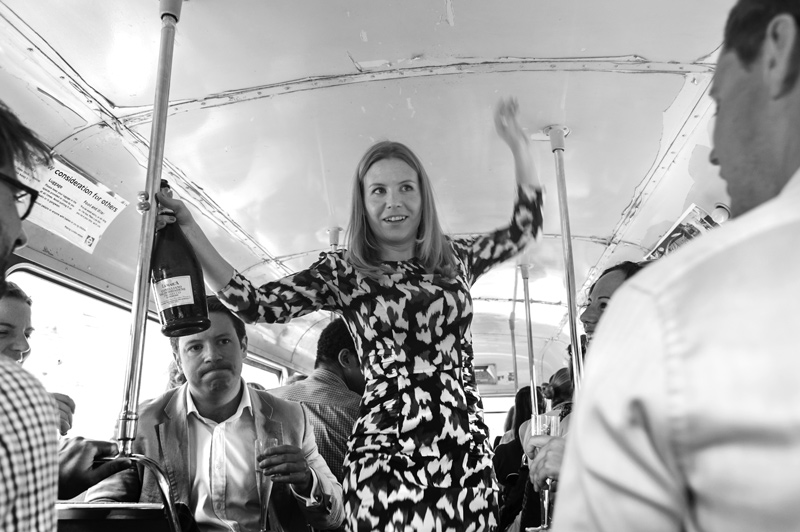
0, 0, 733, 387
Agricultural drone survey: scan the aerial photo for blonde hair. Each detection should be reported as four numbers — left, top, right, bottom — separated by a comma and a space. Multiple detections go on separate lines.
345, 141, 457, 278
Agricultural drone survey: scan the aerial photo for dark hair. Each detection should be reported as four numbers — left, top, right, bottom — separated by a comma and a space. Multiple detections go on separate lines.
587, 261, 647, 297
346, 140, 457, 279
169, 296, 247, 354
315, 318, 356, 368
724, 0, 800, 93
1, 281, 32, 306
0, 101, 51, 170
566, 335, 587, 358
542, 368, 573, 408
503, 405, 516, 433
511, 386, 536, 445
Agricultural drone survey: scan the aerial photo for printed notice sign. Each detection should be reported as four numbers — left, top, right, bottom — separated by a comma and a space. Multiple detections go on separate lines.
15, 158, 129, 254
645, 204, 719, 260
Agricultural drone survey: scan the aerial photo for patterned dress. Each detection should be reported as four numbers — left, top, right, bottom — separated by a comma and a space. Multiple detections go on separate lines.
219, 184, 543, 532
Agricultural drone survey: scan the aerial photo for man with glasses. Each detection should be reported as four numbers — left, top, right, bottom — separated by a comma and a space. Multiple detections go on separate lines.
0, 107, 41, 300
0, 171, 38, 218
0, 100, 130, 531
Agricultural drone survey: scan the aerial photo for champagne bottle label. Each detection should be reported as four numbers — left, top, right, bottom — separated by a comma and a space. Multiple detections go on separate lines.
153, 275, 195, 312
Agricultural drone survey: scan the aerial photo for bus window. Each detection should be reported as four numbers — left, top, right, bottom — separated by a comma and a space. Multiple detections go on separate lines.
7, 270, 174, 440
7, 269, 287, 440
242, 358, 282, 390
482, 395, 516, 445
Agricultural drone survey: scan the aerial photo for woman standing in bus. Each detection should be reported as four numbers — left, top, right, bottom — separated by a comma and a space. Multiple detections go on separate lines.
157, 98, 543, 531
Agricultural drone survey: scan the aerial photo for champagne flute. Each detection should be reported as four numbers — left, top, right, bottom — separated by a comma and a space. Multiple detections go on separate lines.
531, 412, 562, 530
254, 437, 279, 532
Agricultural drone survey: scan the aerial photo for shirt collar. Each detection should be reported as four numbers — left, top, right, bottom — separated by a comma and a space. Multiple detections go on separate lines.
313, 367, 349, 388
185, 379, 252, 424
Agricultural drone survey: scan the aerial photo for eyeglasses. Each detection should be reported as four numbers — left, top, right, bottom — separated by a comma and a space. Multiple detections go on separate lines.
0, 171, 39, 221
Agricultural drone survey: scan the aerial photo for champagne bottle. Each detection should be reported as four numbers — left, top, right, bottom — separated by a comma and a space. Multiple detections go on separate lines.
150, 179, 210, 337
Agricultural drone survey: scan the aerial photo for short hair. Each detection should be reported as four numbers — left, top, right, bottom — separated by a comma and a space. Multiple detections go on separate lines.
0, 100, 51, 171
315, 318, 356, 368
587, 260, 648, 297
346, 141, 457, 278
1, 282, 32, 306
169, 296, 246, 354
724, 0, 800, 93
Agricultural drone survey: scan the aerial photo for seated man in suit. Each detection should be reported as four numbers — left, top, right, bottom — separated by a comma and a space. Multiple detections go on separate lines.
88, 296, 344, 531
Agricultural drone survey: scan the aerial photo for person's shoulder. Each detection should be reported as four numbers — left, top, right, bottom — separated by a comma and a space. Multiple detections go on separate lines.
446, 233, 470, 250
0, 357, 50, 402
0, 355, 38, 380
312, 249, 347, 267
267, 384, 290, 398
306, 249, 355, 279
138, 386, 182, 416
493, 438, 517, 456
252, 388, 305, 416
266, 383, 305, 401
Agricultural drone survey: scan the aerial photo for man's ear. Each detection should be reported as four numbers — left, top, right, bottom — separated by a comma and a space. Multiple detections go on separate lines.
240, 335, 248, 358
338, 348, 357, 369
763, 13, 799, 98
172, 351, 183, 371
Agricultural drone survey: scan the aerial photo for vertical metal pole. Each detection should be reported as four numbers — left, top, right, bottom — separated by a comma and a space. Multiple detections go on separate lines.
509, 272, 519, 392
117, 0, 183, 453
114, 4, 185, 532
518, 264, 540, 420
328, 226, 342, 251
327, 227, 341, 322
545, 125, 584, 391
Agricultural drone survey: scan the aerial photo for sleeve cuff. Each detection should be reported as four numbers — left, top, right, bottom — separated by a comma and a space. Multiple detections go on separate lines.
290, 468, 322, 507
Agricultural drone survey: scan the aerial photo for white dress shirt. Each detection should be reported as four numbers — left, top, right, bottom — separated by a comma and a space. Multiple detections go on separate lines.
553, 169, 800, 532
187, 382, 260, 532
186, 382, 324, 532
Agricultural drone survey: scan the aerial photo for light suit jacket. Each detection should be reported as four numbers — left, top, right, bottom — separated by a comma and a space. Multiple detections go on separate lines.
87, 384, 344, 531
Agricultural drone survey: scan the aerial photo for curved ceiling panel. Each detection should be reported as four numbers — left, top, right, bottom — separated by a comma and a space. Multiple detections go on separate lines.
3, 0, 733, 107
138, 70, 688, 264
0, 0, 736, 393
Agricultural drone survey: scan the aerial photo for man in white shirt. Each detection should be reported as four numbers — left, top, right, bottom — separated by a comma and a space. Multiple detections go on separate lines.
552, 1, 800, 531
88, 297, 344, 531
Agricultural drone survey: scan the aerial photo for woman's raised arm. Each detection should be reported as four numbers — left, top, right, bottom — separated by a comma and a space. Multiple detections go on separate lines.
494, 98, 541, 190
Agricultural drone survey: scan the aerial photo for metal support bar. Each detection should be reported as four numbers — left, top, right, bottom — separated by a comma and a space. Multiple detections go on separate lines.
545, 125, 585, 391
518, 264, 540, 420
160, 0, 183, 21
116, 2, 184, 531
328, 226, 342, 252
131, 455, 182, 532
509, 272, 519, 392
118, 0, 181, 454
